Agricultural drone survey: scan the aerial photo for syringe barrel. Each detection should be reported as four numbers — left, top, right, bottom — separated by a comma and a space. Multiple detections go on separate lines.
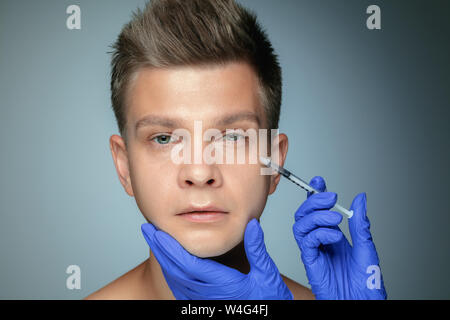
289, 172, 353, 218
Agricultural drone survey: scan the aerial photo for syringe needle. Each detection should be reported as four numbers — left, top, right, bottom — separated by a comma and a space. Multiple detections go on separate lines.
259, 156, 353, 218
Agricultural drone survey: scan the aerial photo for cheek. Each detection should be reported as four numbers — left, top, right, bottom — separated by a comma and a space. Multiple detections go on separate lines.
129, 157, 177, 224
227, 165, 270, 219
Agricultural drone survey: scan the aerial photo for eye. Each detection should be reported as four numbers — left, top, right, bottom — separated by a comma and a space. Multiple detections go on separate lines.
153, 134, 171, 144
224, 133, 243, 141
222, 130, 246, 142
149, 134, 181, 146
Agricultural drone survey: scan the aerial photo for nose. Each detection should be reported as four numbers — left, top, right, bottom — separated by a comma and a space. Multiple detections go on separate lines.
178, 163, 223, 188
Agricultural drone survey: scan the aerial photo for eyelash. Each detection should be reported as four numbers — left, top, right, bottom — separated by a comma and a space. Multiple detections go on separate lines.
148, 133, 180, 149
148, 130, 247, 149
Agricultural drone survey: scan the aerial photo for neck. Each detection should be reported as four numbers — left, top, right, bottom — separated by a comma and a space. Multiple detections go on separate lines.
209, 240, 250, 274
143, 240, 250, 299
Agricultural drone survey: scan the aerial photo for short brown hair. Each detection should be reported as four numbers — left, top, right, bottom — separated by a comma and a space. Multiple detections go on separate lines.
110, 0, 282, 144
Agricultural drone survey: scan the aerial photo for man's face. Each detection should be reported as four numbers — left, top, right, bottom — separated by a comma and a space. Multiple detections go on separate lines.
110, 61, 287, 258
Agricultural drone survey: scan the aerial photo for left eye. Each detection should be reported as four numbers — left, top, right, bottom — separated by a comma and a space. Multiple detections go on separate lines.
223, 132, 245, 141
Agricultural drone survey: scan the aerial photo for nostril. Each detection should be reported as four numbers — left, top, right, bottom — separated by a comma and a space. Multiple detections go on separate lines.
184, 179, 215, 186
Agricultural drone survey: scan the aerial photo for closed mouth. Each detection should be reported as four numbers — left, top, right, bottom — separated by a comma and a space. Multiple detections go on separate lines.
179, 210, 227, 215
177, 205, 228, 216
177, 208, 228, 222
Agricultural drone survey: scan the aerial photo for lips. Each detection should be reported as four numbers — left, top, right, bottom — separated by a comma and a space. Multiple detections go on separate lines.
178, 205, 228, 215
177, 205, 229, 222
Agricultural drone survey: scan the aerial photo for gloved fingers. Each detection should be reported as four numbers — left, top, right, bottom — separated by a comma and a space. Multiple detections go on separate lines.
168, 276, 217, 300
158, 248, 249, 300
307, 176, 327, 198
294, 192, 337, 221
154, 230, 245, 284
165, 271, 232, 301
244, 219, 278, 275
187, 278, 252, 300
299, 227, 343, 265
141, 223, 193, 282
348, 192, 380, 266
142, 224, 245, 298
162, 269, 194, 300
293, 210, 343, 240
163, 265, 224, 300
141, 223, 158, 246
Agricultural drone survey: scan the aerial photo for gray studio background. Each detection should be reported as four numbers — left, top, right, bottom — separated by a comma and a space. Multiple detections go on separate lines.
1, 0, 449, 299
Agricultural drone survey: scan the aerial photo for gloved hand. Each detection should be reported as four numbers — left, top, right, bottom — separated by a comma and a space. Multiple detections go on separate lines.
293, 176, 387, 300
141, 218, 293, 300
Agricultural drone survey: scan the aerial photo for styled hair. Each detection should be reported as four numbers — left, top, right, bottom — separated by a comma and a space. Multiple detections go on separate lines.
110, 0, 281, 144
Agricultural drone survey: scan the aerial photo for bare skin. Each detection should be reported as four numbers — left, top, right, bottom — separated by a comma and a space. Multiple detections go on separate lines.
86, 62, 315, 300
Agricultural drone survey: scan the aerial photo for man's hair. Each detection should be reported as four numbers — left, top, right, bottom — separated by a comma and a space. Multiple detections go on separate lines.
110, 0, 281, 144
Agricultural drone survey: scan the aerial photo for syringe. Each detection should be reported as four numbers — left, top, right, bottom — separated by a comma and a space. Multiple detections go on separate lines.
259, 156, 353, 218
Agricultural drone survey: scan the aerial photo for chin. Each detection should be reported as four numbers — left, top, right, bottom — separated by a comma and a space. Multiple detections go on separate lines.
178, 232, 242, 258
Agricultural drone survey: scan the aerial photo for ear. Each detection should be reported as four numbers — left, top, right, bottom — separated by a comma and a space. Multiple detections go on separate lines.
268, 133, 288, 195
109, 134, 134, 197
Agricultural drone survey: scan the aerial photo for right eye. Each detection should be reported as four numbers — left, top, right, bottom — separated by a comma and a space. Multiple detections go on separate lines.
149, 134, 181, 148
152, 134, 172, 145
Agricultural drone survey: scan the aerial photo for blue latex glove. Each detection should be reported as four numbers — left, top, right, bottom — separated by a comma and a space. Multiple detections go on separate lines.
141, 218, 293, 300
293, 176, 387, 300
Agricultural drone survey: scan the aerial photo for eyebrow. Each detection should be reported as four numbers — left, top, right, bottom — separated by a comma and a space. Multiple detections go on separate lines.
134, 111, 261, 134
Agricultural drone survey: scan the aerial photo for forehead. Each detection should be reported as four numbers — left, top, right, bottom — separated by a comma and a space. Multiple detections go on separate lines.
126, 62, 267, 132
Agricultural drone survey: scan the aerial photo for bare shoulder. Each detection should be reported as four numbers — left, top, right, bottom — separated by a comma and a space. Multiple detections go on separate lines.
84, 261, 147, 300
281, 274, 315, 300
